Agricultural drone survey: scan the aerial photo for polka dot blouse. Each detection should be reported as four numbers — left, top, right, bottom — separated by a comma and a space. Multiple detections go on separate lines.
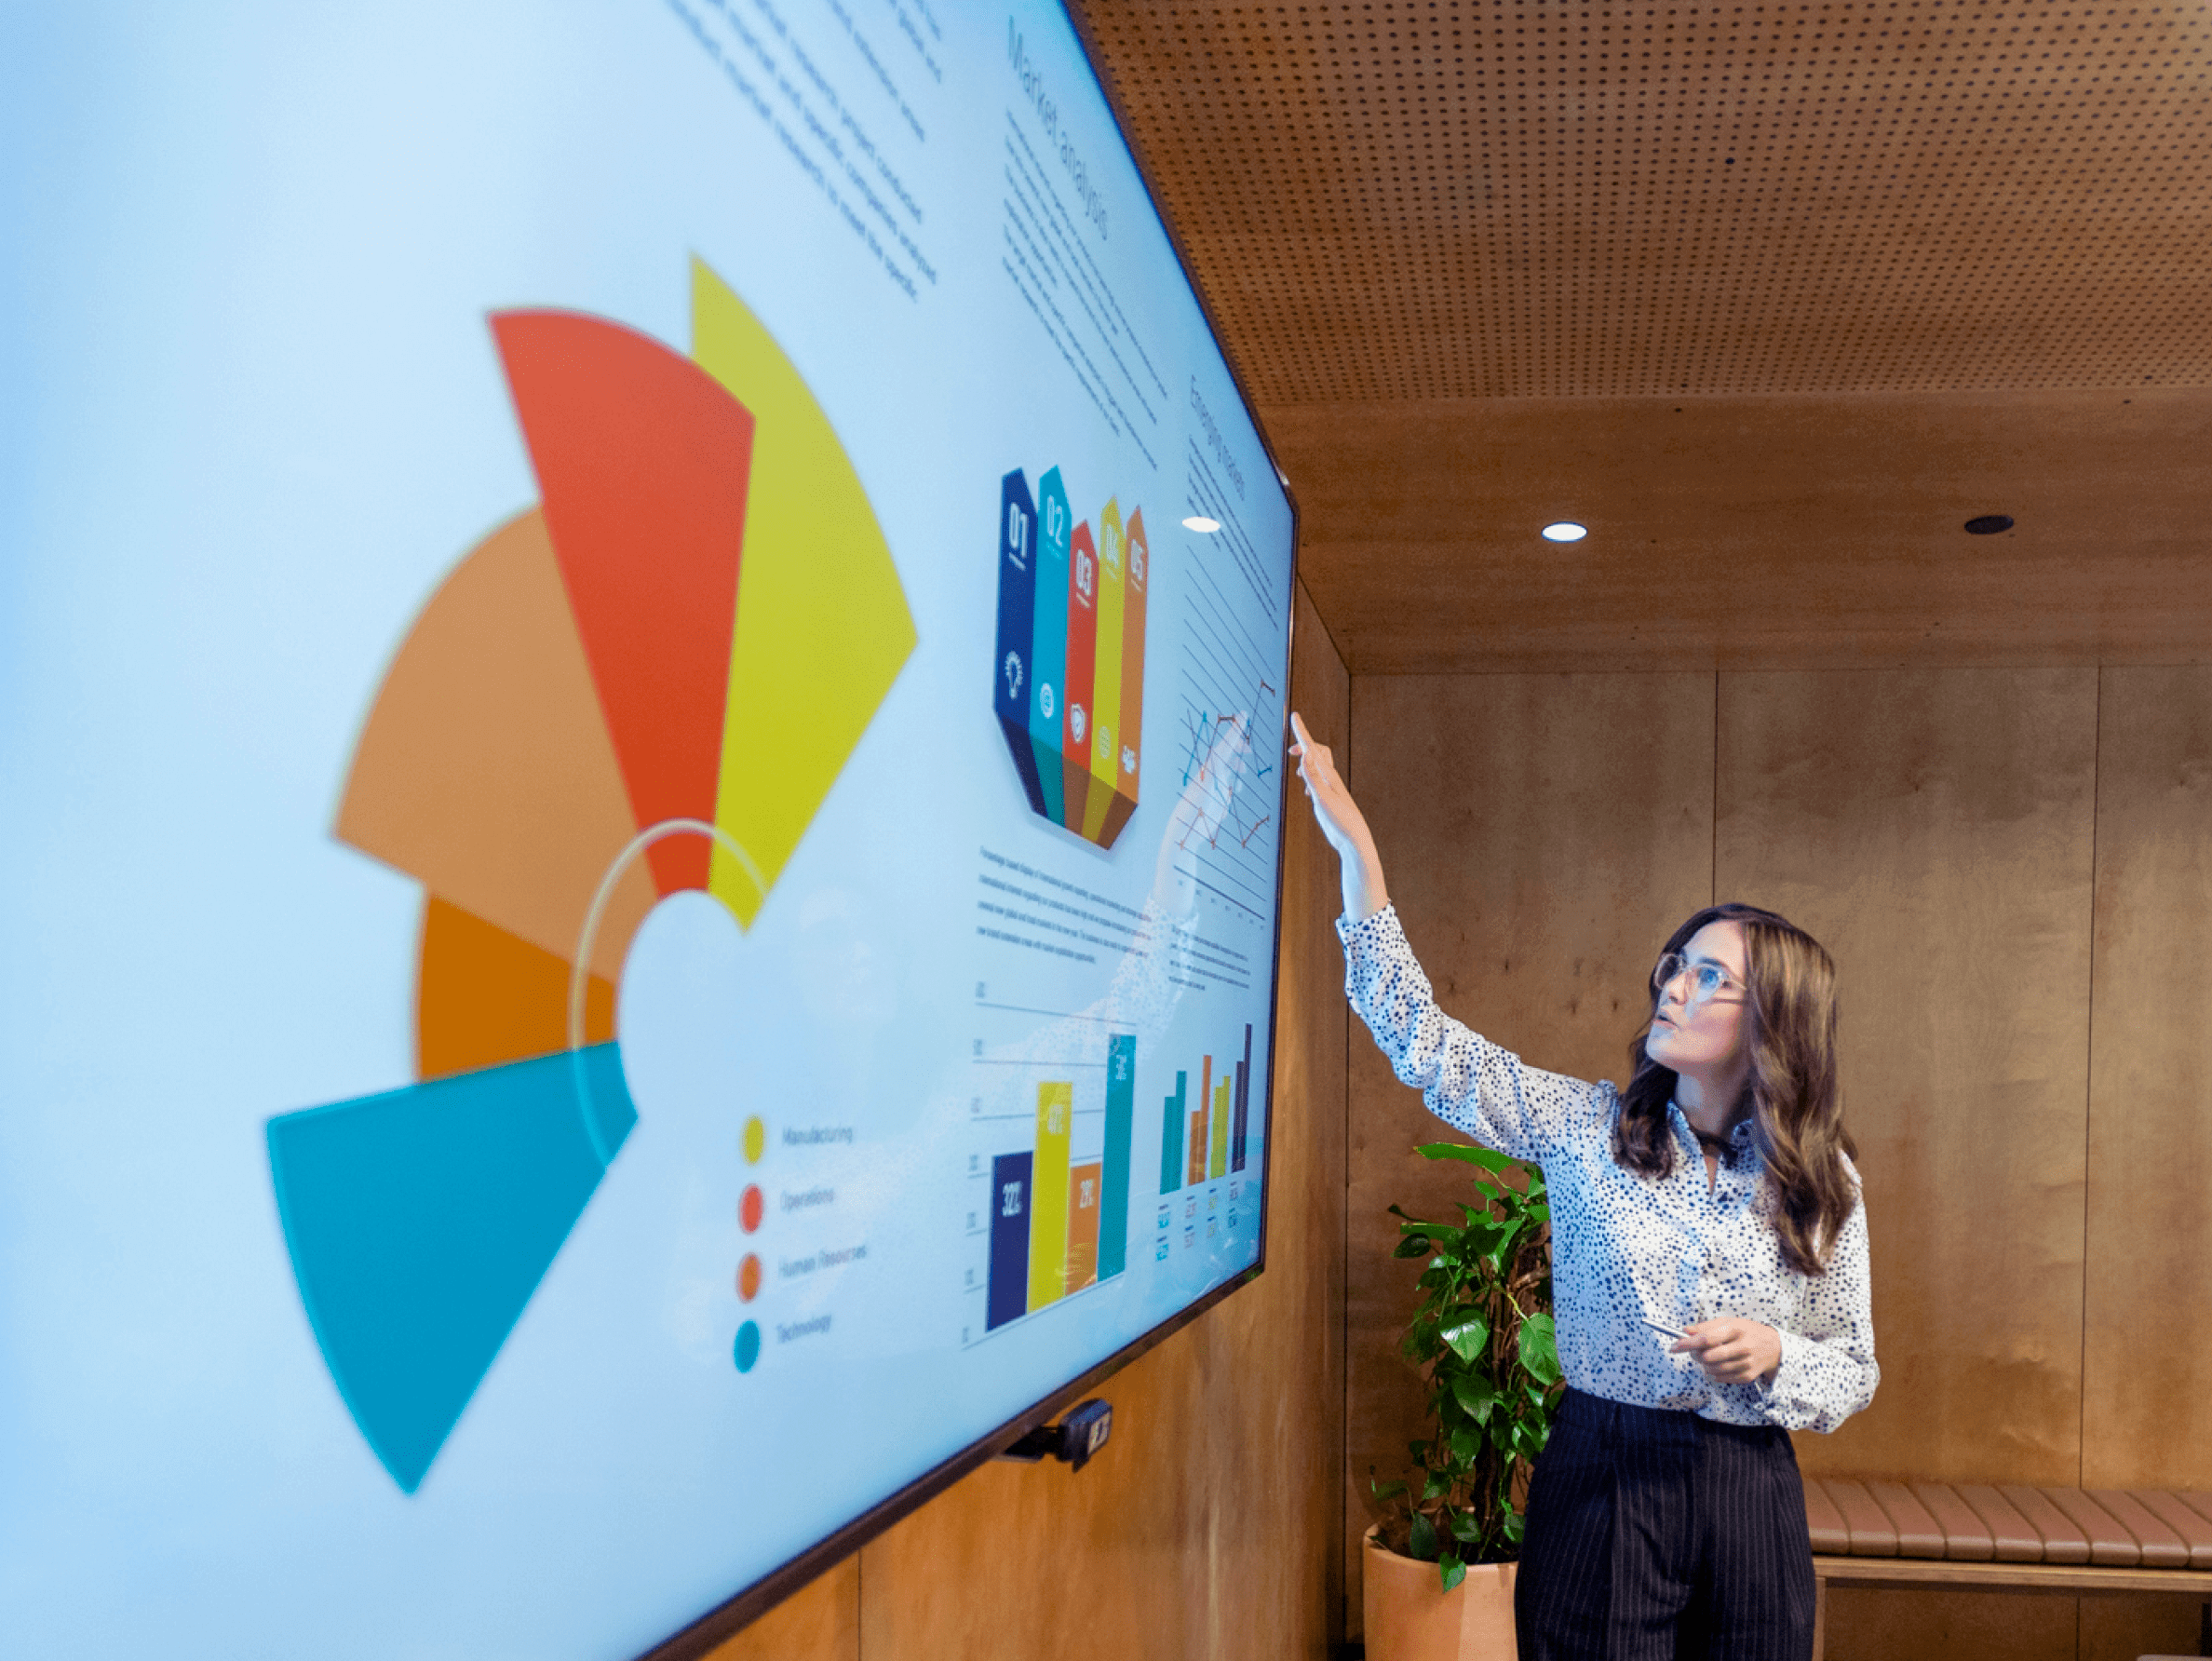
1341, 905, 1878, 1435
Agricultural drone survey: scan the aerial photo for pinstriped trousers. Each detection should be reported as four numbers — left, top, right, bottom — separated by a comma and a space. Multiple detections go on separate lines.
1514, 1388, 1817, 1661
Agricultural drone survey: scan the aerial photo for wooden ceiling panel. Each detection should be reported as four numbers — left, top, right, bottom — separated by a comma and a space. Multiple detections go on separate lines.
1079, 0, 2212, 402
1269, 388, 2212, 670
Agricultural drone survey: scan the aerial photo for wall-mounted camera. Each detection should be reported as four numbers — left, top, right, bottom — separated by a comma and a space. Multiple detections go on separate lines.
996, 1399, 1113, 1472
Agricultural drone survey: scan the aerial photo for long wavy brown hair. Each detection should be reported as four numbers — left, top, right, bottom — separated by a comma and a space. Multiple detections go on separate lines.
1612, 902, 1857, 1276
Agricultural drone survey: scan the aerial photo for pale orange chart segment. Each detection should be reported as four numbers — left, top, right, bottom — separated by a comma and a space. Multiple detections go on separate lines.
416, 897, 614, 1081
335, 506, 657, 983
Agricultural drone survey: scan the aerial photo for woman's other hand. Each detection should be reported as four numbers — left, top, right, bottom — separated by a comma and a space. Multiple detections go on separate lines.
1288, 711, 1389, 921
1675, 1318, 1783, 1386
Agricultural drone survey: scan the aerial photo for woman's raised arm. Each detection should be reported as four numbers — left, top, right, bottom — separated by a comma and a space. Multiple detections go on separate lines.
1288, 711, 1389, 922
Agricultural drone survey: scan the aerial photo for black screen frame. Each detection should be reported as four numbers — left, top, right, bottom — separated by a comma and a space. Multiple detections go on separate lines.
637, 8, 1302, 1653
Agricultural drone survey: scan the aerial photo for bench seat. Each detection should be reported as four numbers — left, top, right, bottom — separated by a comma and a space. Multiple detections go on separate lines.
1801, 1479, 2212, 1659
1803, 1478, 2212, 1570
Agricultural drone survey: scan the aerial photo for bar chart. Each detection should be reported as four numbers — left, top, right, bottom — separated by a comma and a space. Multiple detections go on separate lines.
1155, 1023, 1254, 1197
978, 1027, 1137, 1334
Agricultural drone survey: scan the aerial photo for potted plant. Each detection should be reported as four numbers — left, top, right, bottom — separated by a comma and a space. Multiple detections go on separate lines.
1363, 1141, 1564, 1661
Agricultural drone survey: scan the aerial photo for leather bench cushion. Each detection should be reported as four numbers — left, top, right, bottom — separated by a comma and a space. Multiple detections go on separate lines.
2134, 1492, 2212, 1569
1909, 1483, 1994, 1561
1806, 1479, 2212, 1568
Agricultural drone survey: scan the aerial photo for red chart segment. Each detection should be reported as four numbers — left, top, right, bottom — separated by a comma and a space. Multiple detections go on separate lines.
492, 310, 754, 895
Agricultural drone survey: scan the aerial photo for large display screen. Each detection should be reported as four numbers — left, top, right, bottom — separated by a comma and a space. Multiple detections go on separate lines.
0, 3, 1297, 1656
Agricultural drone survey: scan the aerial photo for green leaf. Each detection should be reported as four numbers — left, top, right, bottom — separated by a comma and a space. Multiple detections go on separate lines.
1450, 1372, 1500, 1424
1393, 1234, 1433, 1259
1503, 1510, 1527, 1546
1423, 1471, 1450, 1501
1527, 1203, 1552, 1222
1370, 1477, 1408, 1503
1440, 1314, 1490, 1364
1449, 1426, 1480, 1463
1447, 1509, 1484, 1543
1518, 1313, 1563, 1386
1439, 1553, 1467, 1594
1409, 1511, 1440, 1561
1409, 1439, 1430, 1465
1417, 1141, 1519, 1175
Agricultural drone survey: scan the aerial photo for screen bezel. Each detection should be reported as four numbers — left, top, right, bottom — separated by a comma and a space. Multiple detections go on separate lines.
636, 7, 1302, 1653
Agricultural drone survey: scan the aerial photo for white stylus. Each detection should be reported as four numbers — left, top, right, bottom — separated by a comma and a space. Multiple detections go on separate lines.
1642, 1316, 1689, 1343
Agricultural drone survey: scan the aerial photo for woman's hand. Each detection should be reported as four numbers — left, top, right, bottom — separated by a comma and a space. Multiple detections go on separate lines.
1675, 1318, 1783, 1386
1288, 711, 1389, 920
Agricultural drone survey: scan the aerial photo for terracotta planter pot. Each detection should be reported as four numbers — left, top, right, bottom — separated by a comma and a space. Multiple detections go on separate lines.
1361, 1525, 1518, 1661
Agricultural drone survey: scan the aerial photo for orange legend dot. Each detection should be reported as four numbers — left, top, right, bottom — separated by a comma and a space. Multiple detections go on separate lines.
737, 1254, 762, 1302
739, 1184, 764, 1233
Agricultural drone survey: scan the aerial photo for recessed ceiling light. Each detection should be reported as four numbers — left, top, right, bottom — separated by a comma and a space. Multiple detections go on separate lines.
1541, 522, 1588, 543
1182, 516, 1221, 533
1963, 515, 2015, 535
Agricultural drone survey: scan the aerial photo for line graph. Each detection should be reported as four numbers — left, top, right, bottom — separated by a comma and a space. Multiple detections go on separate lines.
1165, 540, 1284, 924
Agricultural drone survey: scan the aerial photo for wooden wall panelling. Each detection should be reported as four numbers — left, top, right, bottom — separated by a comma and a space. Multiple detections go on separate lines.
2076, 1593, 2211, 1661
1342, 671, 1716, 1637
704, 1559, 858, 1661
1715, 668, 2098, 1661
1715, 668, 2098, 1489
2084, 667, 2212, 1493
842, 581, 1350, 1660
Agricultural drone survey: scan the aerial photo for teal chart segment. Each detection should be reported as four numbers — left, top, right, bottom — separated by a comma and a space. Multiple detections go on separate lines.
265, 1045, 637, 1493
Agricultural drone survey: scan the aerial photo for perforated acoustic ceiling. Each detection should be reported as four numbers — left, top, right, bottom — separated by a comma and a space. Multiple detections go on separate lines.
1075, 0, 2212, 401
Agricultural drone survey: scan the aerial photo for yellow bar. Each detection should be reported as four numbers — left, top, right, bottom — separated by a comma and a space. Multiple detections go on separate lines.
1028, 1081, 1073, 1308
1082, 499, 1126, 841
1209, 1077, 1230, 1179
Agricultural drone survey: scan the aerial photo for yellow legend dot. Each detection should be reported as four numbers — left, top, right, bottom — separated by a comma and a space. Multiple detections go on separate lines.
742, 1115, 766, 1164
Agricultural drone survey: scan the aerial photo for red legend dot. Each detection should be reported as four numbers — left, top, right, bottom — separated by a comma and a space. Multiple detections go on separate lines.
739, 1185, 764, 1233
737, 1254, 762, 1302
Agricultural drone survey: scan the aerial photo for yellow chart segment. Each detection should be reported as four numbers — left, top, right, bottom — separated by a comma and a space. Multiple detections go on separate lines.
693, 258, 920, 928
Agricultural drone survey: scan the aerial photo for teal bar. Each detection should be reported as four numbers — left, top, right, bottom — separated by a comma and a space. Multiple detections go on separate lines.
1099, 1033, 1135, 1279
1159, 1070, 1186, 1195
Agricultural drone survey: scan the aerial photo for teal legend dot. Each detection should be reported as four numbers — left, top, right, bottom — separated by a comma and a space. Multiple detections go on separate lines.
735, 1320, 762, 1373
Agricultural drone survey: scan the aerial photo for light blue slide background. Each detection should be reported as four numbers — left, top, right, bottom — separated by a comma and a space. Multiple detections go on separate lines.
0, 3, 1297, 1656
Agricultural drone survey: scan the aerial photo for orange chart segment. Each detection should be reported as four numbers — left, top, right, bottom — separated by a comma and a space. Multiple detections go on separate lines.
492, 310, 754, 897
334, 507, 657, 983
416, 898, 614, 1081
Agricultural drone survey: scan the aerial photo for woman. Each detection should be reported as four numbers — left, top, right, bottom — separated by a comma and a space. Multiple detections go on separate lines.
1288, 713, 1875, 1661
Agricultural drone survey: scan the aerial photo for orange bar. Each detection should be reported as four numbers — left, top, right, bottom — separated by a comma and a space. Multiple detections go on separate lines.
1066, 1162, 1102, 1290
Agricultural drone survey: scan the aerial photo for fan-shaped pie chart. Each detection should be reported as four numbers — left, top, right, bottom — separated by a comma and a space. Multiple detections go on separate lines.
265, 257, 915, 1494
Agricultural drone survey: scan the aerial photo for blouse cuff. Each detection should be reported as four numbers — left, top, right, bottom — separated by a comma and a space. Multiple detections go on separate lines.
1335, 902, 1404, 951
1755, 1329, 1828, 1430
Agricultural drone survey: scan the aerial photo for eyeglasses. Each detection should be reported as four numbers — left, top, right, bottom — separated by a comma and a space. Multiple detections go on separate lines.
1652, 952, 1746, 1007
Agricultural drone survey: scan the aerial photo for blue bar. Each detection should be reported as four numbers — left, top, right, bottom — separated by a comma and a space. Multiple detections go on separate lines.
985, 1152, 1033, 1330
1099, 1033, 1135, 1280
993, 468, 1045, 813
1232, 1023, 1252, 1172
